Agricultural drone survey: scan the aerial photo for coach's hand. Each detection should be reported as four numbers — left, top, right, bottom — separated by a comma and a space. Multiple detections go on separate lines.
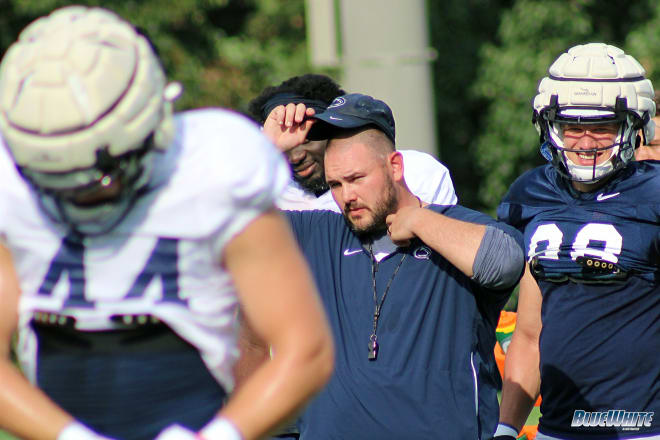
386, 205, 423, 247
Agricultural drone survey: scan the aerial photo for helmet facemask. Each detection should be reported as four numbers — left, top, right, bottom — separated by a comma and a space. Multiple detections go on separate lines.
536, 97, 642, 183
532, 43, 656, 186
18, 135, 158, 235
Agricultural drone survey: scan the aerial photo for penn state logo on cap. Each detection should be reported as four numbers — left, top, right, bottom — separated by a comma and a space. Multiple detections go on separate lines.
328, 97, 346, 108
309, 93, 396, 143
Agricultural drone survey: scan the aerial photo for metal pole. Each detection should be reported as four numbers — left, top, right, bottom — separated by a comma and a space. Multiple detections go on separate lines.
304, 0, 339, 67
305, 0, 437, 155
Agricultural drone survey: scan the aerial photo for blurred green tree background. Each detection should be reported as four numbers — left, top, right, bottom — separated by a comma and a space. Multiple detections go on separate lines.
0, 0, 659, 213
0, 3, 658, 438
468, 0, 659, 211
0, 0, 311, 111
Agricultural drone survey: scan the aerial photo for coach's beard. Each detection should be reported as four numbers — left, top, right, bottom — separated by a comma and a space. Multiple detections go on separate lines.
343, 179, 398, 240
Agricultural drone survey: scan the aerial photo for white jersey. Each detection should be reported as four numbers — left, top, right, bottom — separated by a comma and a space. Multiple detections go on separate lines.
0, 109, 290, 392
276, 149, 457, 211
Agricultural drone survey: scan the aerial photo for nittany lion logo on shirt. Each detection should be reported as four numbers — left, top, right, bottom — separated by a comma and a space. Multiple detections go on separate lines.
413, 246, 432, 260
328, 97, 346, 108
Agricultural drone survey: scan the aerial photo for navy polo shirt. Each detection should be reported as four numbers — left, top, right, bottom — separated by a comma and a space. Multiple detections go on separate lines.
286, 204, 523, 440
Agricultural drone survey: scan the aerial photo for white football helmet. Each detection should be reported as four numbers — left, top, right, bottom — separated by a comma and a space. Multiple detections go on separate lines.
0, 6, 181, 234
533, 43, 655, 183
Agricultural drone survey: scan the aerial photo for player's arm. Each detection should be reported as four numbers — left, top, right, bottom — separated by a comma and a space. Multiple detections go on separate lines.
496, 266, 542, 435
216, 208, 334, 440
232, 309, 270, 392
0, 243, 107, 440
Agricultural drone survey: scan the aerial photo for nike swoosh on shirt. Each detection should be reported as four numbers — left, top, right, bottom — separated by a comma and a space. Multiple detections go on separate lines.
596, 192, 620, 201
329, 116, 343, 121
343, 249, 363, 256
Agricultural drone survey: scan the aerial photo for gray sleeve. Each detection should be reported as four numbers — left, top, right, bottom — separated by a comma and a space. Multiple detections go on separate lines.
471, 225, 524, 290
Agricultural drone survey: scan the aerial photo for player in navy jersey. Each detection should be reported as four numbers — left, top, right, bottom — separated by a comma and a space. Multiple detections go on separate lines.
493, 43, 659, 440
0, 6, 333, 440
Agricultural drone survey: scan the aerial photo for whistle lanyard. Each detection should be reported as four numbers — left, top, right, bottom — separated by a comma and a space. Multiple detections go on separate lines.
366, 243, 407, 361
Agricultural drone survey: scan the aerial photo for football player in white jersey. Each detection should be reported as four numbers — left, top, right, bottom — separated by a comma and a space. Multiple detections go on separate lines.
0, 6, 333, 440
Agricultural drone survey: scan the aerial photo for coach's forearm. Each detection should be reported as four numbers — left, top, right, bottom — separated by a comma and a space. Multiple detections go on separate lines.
409, 208, 486, 277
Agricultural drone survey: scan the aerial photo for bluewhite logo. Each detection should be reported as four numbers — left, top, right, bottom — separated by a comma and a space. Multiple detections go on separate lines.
571, 410, 654, 431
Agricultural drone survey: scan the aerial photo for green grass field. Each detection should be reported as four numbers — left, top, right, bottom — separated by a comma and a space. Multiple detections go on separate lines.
527, 405, 541, 425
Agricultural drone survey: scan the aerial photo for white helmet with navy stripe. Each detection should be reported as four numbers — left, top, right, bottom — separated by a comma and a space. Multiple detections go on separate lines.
0, 5, 181, 235
532, 43, 655, 182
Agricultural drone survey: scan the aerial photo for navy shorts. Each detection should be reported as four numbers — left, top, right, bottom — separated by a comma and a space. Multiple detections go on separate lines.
34, 320, 227, 440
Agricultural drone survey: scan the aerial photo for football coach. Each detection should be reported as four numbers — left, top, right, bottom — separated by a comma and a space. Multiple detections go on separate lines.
282, 93, 525, 439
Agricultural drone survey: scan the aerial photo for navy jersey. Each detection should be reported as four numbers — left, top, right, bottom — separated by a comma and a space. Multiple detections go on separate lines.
286, 205, 522, 440
498, 163, 660, 438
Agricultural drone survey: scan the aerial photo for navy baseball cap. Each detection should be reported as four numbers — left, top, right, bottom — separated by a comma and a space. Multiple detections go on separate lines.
308, 93, 396, 143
